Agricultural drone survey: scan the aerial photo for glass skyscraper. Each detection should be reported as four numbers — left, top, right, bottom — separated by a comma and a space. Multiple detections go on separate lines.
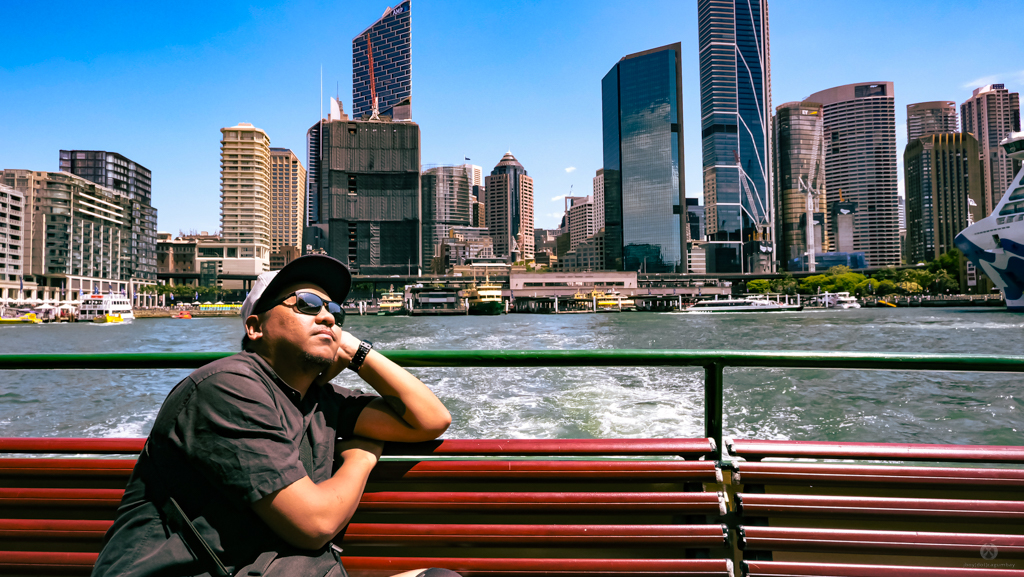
697, 0, 773, 273
352, 0, 411, 120
601, 43, 686, 273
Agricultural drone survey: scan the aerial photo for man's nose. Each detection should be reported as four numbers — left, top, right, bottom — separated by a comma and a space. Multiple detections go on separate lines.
314, 304, 334, 325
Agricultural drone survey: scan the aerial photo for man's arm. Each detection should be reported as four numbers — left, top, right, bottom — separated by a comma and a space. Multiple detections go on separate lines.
251, 438, 382, 550
317, 333, 452, 443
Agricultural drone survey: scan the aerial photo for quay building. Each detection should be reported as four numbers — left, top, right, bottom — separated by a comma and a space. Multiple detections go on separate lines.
0, 169, 158, 305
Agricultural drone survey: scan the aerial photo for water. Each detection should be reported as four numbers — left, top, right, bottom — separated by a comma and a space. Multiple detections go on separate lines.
1, 308, 1022, 444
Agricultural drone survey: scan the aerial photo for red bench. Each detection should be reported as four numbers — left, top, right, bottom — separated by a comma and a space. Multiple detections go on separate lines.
728, 439, 1024, 576
0, 437, 732, 577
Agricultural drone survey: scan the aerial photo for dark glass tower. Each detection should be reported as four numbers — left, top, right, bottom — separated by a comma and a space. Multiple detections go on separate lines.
698, 0, 773, 273
601, 43, 686, 273
352, 0, 411, 120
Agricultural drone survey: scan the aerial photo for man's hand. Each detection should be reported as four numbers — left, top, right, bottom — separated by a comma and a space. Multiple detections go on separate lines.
312, 331, 362, 386
335, 436, 384, 467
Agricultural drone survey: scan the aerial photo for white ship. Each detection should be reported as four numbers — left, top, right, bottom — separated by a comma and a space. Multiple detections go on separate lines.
955, 131, 1024, 312
826, 292, 861, 309
78, 294, 135, 322
685, 295, 803, 313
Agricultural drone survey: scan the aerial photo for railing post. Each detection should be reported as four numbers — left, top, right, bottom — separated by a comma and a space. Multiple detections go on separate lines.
704, 361, 724, 461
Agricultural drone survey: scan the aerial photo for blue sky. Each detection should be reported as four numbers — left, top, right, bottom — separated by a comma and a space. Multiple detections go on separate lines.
2, 1, 1021, 234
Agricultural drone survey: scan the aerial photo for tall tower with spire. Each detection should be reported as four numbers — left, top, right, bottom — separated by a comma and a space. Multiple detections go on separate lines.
484, 152, 534, 262
352, 0, 412, 120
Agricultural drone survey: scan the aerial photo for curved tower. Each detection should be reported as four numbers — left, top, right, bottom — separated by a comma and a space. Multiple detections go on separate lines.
484, 152, 534, 263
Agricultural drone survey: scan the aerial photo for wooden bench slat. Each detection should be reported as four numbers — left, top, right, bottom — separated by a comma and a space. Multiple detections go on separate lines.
736, 462, 1024, 488
359, 492, 724, 513
0, 551, 97, 575
0, 489, 124, 509
373, 460, 720, 482
0, 519, 110, 541
0, 459, 135, 476
343, 524, 727, 546
342, 556, 734, 576
740, 527, 1024, 556
737, 493, 1024, 520
743, 560, 1020, 576
729, 440, 1024, 464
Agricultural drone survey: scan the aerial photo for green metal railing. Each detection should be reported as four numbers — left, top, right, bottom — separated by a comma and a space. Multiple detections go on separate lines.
3, 350, 1024, 459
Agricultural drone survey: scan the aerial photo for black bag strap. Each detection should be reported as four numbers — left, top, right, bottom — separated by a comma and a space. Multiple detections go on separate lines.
299, 427, 314, 479
161, 491, 232, 577
240, 551, 278, 576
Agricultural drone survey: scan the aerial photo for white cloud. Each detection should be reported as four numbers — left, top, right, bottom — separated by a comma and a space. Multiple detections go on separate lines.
564, 166, 576, 173
961, 70, 1024, 89
551, 195, 566, 202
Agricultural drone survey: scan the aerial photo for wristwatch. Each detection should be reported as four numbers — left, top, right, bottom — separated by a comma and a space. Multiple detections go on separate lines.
347, 340, 374, 373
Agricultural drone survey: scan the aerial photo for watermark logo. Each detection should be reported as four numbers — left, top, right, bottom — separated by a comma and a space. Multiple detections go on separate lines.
980, 544, 999, 560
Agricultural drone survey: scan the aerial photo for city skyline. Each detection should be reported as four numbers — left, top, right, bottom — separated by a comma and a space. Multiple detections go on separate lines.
2, 0, 1022, 237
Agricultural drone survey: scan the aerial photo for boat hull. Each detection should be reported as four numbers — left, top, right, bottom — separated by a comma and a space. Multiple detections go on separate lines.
468, 301, 504, 315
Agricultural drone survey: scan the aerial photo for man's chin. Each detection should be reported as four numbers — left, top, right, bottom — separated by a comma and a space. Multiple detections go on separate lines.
301, 351, 334, 372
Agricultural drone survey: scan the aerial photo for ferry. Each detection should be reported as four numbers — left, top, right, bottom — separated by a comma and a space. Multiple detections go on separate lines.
464, 281, 504, 315
92, 313, 125, 324
827, 292, 861, 309
595, 290, 635, 312
78, 294, 135, 322
684, 294, 803, 313
377, 286, 407, 316
955, 130, 1024, 312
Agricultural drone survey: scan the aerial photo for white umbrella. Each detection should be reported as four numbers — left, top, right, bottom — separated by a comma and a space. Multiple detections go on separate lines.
38, 304, 55, 309
215, 301, 224, 305
203, 301, 213, 305
60, 303, 77, 310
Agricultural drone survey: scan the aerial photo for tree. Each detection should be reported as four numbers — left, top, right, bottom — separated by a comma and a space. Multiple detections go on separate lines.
827, 265, 851, 276
872, 267, 900, 282
896, 281, 923, 294
875, 280, 898, 296
747, 279, 771, 293
798, 274, 831, 294
770, 272, 797, 294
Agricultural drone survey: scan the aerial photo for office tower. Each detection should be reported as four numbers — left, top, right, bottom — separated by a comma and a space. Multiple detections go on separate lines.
421, 165, 472, 267
59, 150, 158, 284
592, 168, 605, 231
698, 0, 773, 273
471, 194, 485, 228
565, 196, 595, 250
773, 101, 826, 271
0, 183, 26, 299
1, 169, 139, 300
460, 164, 483, 188
686, 198, 705, 244
306, 98, 348, 227
806, 82, 900, 267
898, 195, 907, 264
961, 84, 1021, 216
269, 148, 306, 255
219, 123, 272, 274
484, 152, 534, 262
904, 132, 983, 263
602, 43, 686, 273
352, 0, 411, 120
907, 101, 957, 141
317, 114, 421, 274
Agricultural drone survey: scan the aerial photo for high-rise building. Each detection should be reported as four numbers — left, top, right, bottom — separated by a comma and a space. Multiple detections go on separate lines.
904, 132, 984, 263
686, 198, 705, 244
460, 164, 483, 188
602, 43, 686, 273
961, 84, 1021, 216
316, 115, 421, 274
471, 193, 485, 228
907, 101, 957, 141
306, 98, 348, 227
592, 168, 605, 232
352, 0, 411, 120
269, 148, 306, 255
219, 123, 272, 275
59, 150, 158, 284
566, 196, 595, 251
772, 101, 826, 271
484, 152, 534, 262
421, 165, 472, 267
806, 82, 900, 267
698, 0, 773, 273
1, 169, 146, 300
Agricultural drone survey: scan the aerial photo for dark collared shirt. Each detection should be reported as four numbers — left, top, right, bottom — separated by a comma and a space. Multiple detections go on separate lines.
93, 351, 376, 577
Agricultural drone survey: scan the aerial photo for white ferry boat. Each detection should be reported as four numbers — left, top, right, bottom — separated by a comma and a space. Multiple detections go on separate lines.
827, 292, 861, 309
685, 295, 803, 313
78, 294, 135, 322
955, 131, 1024, 312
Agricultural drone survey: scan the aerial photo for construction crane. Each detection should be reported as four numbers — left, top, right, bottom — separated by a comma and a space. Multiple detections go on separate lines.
734, 150, 770, 242
365, 34, 380, 121
797, 124, 823, 272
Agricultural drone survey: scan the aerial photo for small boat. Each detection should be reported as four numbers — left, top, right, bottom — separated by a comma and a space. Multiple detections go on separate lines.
829, 292, 861, 309
465, 280, 505, 315
92, 314, 124, 324
0, 312, 42, 325
595, 290, 635, 312
377, 287, 408, 316
685, 295, 803, 313
172, 311, 192, 319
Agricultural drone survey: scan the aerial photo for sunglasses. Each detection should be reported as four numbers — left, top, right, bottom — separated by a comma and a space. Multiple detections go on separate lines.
260, 291, 345, 325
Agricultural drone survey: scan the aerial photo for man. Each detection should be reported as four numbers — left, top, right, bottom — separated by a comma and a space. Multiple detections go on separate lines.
93, 255, 458, 577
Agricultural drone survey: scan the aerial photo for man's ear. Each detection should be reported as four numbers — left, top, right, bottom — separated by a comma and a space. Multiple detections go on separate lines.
244, 314, 264, 343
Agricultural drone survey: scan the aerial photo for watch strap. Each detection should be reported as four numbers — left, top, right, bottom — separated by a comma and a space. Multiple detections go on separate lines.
347, 340, 373, 373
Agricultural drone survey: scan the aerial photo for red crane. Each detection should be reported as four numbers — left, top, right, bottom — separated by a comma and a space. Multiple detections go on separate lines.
365, 34, 380, 120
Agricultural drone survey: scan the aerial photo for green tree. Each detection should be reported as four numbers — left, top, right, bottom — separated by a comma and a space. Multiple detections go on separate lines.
827, 265, 851, 276
832, 272, 867, 293
747, 279, 771, 293
798, 274, 831, 294
872, 267, 900, 282
875, 279, 899, 296
896, 281, 923, 294
770, 272, 797, 294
